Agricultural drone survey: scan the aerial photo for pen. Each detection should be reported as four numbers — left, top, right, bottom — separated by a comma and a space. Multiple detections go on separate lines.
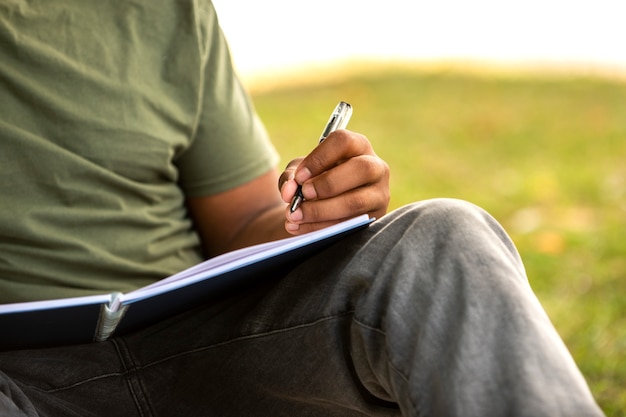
289, 101, 353, 213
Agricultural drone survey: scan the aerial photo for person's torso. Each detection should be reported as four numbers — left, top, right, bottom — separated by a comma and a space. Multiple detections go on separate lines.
0, 0, 210, 302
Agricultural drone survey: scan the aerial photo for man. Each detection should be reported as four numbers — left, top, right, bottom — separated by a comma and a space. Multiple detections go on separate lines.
0, 1, 605, 416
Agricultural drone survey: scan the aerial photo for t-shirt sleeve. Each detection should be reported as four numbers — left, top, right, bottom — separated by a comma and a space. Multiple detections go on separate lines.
175, 4, 279, 198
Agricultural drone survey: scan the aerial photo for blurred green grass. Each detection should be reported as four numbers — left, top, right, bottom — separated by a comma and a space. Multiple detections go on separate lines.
250, 65, 626, 416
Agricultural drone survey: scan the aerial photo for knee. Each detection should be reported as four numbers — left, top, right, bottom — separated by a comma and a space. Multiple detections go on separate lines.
378, 198, 520, 261
384, 198, 493, 232
407, 198, 484, 217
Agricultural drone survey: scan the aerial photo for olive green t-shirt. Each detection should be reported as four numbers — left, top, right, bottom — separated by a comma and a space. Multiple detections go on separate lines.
0, 0, 279, 303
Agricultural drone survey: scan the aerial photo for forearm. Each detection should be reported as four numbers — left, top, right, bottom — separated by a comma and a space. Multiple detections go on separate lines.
186, 168, 292, 259
213, 204, 290, 256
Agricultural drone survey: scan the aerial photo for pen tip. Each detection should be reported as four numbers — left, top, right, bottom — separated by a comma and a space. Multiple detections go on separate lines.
290, 195, 303, 213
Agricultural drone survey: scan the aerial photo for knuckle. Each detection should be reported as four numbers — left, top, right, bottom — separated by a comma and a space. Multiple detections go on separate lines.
359, 157, 379, 179
332, 130, 371, 153
331, 129, 351, 142
347, 193, 368, 214
313, 174, 334, 197
308, 152, 330, 172
359, 155, 387, 180
354, 132, 374, 153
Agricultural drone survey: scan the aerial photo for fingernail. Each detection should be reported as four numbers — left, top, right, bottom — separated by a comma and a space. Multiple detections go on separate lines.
295, 167, 312, 184
289, 208, 303, 221
286, 222, 300, 232
302, 183, 317, 200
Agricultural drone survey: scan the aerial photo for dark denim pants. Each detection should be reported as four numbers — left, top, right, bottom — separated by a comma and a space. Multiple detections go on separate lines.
0, 199, 605, 416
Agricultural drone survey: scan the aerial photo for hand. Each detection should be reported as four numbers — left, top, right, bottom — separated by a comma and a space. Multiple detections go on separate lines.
279, 129, 390, 235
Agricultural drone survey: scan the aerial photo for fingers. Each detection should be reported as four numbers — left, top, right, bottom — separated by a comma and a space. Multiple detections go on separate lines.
285, 216, 354, 234
278, 157, 303, 203
293, 130, 372, 186
299, 154, 388, 202
286, 183, 388, 230
282, 129, 390, 235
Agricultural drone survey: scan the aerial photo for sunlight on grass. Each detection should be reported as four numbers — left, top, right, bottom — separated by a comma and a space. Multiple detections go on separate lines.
249, 63, 626, 416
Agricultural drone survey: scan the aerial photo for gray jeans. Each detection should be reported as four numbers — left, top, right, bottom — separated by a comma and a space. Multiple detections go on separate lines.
0, 199, 605, 416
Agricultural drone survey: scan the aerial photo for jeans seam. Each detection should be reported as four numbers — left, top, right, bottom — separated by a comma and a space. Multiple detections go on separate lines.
113, 338, 154, 417
18, 314, 424, 416
138, 310, 357, 370
21, 342, 153, 417
19, 311, 356, 395
352, 317, 425, 417
22, 372, 125, 394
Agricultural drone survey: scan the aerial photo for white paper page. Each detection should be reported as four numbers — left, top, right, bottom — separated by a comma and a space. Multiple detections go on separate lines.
119, 215, 372, 306
0, 294, 112, 314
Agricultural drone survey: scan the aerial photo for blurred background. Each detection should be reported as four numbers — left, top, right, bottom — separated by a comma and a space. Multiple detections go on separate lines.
213, 0, 626, 83
214, 1, 625, 415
